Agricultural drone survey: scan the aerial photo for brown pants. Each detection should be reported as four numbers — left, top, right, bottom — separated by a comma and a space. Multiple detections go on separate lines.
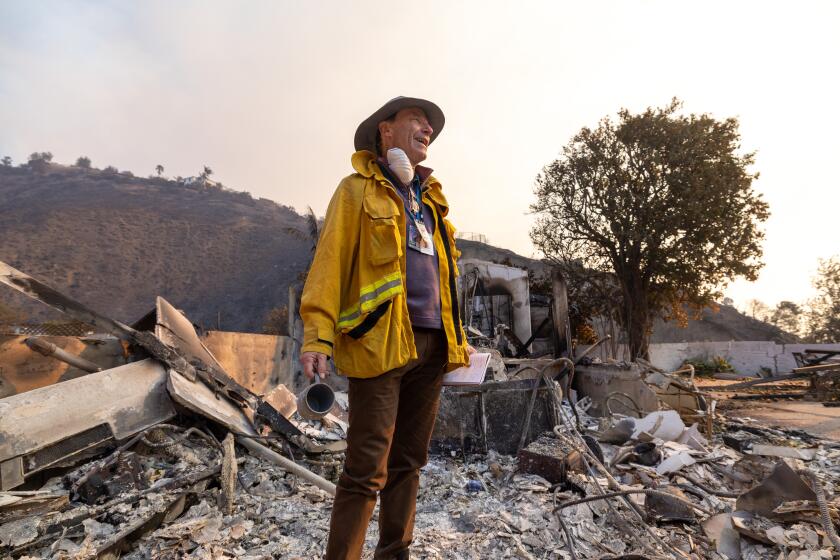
325, 328, 448, 560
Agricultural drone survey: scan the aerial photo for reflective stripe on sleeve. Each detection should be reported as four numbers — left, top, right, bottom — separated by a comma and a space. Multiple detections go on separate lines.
337, 271, 402, 330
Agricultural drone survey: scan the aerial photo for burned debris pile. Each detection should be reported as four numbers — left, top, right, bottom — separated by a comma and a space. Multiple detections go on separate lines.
2, 259, 840, 559
428, 353, 840, 558
0, 261, 343, 558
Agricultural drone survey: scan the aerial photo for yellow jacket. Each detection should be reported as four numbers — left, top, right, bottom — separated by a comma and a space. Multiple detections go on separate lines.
300, 151, 470, 378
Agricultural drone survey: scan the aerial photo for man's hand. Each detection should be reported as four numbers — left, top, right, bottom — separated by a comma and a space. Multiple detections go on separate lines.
466, 344, 477, 355
301, 351, 330, 380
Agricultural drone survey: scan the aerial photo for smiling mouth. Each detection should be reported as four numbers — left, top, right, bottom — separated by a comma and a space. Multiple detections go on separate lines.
414, 137, 429, 147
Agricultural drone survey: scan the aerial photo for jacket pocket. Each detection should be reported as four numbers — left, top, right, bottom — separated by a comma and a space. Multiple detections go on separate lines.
364, 191, 402, 266
369, 218, 400, 265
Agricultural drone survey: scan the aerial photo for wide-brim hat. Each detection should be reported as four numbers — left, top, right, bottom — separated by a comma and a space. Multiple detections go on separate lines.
354, 96, 445, 153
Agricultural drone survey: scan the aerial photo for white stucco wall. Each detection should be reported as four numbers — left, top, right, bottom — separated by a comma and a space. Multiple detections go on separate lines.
645, 341, 840, 375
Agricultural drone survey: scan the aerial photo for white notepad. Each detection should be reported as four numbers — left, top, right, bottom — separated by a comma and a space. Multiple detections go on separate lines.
442, 352, 491, 386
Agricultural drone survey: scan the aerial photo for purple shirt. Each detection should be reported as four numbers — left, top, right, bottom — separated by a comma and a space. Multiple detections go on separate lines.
378, 161, 443, 330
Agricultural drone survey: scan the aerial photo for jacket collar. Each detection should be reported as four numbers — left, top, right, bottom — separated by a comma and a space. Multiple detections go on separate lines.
351, 150, 449, 216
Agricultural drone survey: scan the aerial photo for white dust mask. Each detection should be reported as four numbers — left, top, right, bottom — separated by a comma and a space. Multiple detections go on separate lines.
386, 148, 414, 185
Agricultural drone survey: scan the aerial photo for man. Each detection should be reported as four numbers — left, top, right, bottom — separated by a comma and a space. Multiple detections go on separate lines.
299, 96, 471, 560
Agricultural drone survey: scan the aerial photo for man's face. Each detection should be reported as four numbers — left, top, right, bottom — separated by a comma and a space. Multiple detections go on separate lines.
378, 108, 433, 165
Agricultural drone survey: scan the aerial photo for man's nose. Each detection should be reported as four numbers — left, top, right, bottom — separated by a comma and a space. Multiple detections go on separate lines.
421, 121, 433, 135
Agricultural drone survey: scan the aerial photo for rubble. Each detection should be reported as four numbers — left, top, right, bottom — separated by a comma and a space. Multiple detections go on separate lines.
0, 359, 176, 490
3, 260, 840, 559
4, 402, 840, 559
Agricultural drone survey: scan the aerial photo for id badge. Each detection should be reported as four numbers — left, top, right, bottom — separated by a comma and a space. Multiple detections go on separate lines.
406, 220, 421, 252
414, 221, 435, 256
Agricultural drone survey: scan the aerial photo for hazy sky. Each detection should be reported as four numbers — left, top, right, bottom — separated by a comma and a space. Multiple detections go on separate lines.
1, 1, 838, 308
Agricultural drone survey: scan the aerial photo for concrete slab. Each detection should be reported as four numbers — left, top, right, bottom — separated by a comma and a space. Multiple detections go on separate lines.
724, 401, 840, 441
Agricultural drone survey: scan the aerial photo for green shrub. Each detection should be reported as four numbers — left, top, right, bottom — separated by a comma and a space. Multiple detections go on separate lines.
682, 355, 734, 376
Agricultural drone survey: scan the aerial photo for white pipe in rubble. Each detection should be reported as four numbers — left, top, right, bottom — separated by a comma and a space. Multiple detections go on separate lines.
24, 337, 103, 372
236, 436, 336, 496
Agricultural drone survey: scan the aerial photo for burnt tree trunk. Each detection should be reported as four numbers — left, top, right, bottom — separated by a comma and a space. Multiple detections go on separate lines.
621, 273, 651, 361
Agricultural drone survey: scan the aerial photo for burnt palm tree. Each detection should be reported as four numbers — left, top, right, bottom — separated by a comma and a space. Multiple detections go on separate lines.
285, 207, 321, 283
285, 206, 320, 254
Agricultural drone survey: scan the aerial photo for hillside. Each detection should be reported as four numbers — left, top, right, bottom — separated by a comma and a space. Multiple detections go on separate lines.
1, 163, 794, 342
455, 239, 543, 270
0, 164, 311, 331
651, 304, 797, 344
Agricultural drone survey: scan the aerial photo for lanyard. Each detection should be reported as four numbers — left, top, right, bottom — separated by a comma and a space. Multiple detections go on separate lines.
379, 163, 435, 256
378, 161, 428, 231
409, 179, 424, 224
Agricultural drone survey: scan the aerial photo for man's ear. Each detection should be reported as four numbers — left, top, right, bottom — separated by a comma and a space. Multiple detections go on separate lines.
378, 121, 392, 147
